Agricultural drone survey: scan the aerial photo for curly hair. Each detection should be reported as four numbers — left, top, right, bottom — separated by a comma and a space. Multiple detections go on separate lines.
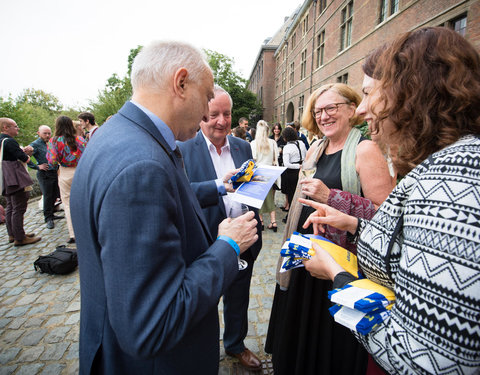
301, 83, 363, 136
54, 116, 78, 152
372, 27, 480, 175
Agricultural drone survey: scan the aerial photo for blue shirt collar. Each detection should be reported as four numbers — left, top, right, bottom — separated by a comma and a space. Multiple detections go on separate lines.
130, 100, 177, 151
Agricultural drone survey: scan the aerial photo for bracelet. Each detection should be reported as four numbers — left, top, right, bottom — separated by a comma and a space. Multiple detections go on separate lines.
217, 235, 240, 256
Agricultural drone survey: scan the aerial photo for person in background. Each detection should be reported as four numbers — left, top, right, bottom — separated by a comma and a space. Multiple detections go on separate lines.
238, 117, 252, 142
251, 120, 279, 232
70, 40, 258, 375
0, 118, 41, 246
232, 126, 247, 140
73, 120, 85, 138
178, 85, 263, 371
28, 125, 63, 229
280, 126, 307, 223
47, 116, 86, 244
266, 83, 394, 375
78, 112, 98, 141
292, 120, 310, 151
300, 27, 480, 375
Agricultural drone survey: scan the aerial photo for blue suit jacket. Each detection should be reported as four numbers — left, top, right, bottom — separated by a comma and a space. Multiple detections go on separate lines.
70, 102, 239, 374
178, 132, 262, 260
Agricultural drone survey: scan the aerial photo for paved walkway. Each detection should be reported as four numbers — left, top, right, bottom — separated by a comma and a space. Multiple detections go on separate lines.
0, 196, 288, 374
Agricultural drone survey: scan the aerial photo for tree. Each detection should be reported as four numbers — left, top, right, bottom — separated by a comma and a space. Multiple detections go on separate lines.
204, 50, 262, 126
0, 89, 65, 145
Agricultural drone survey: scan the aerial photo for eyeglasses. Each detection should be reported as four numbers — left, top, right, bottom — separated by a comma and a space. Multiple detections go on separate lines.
311, 102, 349, 119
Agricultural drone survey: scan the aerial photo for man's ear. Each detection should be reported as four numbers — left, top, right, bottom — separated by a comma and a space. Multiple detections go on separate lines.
173, 68, 188, 98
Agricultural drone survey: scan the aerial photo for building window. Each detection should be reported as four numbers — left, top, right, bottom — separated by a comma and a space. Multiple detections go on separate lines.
299, 95, 305, 120
337, 73, 348, 84
447, 14, 467, 37
289, 62, 295, 88
340, 1, 353, 51
282, 71, 286, 93
318, 0, 327, 14
316, 30, 325, 68
291, 32, 296, 49
301, 49, 307, 80
379, 0, 399, 23
275, 78, 279, 97
302, 15, 309, 35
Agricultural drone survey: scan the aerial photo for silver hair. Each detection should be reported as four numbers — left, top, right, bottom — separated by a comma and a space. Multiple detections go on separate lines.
131, 40, 211, 91
213, 84, 233, 107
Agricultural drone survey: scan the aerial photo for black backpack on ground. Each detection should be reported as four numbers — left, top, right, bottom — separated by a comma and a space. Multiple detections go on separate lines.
34, 245, 78, 275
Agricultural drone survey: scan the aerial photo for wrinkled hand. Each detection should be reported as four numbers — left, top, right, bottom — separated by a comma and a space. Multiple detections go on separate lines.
300, 178, 330, 203
223, 168, 240, 193
38, 163, 49, 171
299, 198, 358, 235
218, 211, 258, 253
303, 241, 345, 281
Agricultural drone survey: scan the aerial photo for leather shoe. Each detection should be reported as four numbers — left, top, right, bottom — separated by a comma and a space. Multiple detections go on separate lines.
67, 238, 76, 244
9, 233, 36, 243
46, 219, 54, 229
52, 215, 64, 220
226, 348, 262, 371
14, 236, 41, 246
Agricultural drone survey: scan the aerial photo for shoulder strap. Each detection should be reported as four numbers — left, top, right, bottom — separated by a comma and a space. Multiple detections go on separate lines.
341, 127, 362, 195
294, 141, 303, 163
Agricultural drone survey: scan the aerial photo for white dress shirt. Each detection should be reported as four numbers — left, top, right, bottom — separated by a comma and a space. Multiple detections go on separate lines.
201, 132, 243, 217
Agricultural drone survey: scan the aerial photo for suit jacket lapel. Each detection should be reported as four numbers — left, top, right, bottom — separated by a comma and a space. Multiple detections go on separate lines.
195, 132, 227, 216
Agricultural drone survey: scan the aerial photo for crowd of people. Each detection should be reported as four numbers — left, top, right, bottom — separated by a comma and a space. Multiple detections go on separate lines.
1, 111, 101, 246
1, 26, 479, 375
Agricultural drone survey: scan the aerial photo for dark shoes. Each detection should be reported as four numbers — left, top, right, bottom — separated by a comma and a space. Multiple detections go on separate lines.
52, 215, 64, 220
226, 348, 262, 371
9, 233, 36, 243
14, 236, 41, 247
46, 219, 54, 229
268, 222, 278, 232
67, 238, 76, 244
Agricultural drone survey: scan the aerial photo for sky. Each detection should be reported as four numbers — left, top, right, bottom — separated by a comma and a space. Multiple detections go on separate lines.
1, 0, 301, 109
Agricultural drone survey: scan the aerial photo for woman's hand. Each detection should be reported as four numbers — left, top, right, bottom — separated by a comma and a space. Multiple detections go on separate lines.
300, 178, 330, 203
303, 241, 345, 281
299, 198, 358, 235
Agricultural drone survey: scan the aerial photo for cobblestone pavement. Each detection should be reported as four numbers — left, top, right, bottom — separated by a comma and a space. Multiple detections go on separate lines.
0, 195, 288, 374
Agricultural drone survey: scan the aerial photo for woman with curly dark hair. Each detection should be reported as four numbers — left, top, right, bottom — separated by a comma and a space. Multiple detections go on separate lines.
301, 27, 480, 374
47, 116, 86, 244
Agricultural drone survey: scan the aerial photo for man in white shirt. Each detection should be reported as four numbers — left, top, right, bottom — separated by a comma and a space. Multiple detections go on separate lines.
179, 86, 263, 371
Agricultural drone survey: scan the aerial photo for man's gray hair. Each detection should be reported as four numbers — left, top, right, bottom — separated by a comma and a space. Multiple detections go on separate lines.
131, 41, 211, 91
213, 84, 233, 107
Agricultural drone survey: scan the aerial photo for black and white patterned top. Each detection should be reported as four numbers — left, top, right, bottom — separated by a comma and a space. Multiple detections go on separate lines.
356, 135, 480, 374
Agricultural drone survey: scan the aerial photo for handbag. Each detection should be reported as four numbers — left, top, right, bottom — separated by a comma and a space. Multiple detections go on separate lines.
0, 138, 5, 194
1, 138, 34, 195
272, 142, 281, 190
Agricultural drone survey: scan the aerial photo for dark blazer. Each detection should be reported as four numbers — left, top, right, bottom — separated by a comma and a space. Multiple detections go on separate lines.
178, 132, 262, 260
70, 102, 239, 374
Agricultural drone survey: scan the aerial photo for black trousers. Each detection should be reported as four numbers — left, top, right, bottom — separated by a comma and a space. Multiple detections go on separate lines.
37, 169, 60, 221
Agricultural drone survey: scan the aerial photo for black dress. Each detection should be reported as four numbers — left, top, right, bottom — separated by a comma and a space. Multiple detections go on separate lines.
265, 149, 368, 375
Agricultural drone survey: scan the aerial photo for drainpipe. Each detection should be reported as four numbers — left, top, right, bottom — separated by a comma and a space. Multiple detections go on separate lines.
310, 0, 317, 94
283, 41, 289, 124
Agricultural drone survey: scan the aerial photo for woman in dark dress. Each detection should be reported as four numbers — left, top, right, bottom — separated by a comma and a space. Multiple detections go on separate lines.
265, 83, 395, 375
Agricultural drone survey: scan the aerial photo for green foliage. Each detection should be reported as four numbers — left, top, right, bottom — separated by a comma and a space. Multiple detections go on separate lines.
0, 89, 83, 145
355, 121, 370, 139
204, 50, 262, 126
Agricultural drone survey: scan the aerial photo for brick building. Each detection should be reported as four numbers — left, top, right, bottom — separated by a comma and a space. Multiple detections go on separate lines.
247, 0, 480, 126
